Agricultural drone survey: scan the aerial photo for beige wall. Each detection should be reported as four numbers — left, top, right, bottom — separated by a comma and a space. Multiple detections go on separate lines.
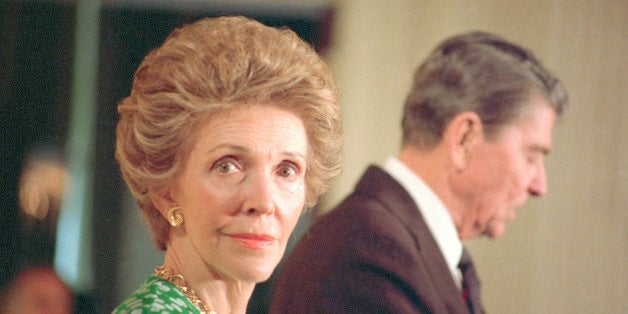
321, 1, 627, 313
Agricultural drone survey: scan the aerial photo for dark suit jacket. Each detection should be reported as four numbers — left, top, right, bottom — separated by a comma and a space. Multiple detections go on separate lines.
270, 166, 476, 313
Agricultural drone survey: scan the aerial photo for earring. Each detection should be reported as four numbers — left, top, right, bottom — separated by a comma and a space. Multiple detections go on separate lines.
168, 206, 184, 227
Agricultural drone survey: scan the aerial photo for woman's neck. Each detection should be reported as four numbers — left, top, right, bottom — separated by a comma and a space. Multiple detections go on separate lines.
163, 240, 255, 313
202, 280, 255, 314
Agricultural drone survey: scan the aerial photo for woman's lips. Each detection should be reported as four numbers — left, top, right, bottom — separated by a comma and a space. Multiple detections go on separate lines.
228, 233, 275, 250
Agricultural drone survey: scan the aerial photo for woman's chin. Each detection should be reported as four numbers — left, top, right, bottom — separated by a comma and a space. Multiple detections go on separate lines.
237, 267, 276, 284
231, 258, 280, 283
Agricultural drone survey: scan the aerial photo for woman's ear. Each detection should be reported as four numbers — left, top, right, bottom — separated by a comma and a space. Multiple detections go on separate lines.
444, 111, 483, 170
148, 187, 178, 219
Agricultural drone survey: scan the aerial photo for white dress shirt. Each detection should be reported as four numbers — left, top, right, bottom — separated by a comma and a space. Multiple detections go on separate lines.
383, 156, 463, 288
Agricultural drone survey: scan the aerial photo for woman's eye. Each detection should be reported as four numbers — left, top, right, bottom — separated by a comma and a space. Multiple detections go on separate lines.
278, 164, 298, 178
215, 160, 238, 174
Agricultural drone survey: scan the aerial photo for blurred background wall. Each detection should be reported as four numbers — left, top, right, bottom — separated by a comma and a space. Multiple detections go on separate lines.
1, 0, 625, 313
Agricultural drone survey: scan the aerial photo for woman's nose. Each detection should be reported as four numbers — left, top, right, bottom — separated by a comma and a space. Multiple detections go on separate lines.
242, 172, 276, 215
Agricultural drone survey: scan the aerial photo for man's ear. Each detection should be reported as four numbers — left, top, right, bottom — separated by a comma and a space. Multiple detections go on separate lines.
444, 111, 483, 170
148, 187, 178, 219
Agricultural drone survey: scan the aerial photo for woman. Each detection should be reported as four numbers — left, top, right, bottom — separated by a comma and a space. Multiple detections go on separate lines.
113, 16, 342, 313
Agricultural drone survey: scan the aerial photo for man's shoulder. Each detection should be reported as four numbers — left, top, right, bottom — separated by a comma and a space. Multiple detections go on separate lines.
313, 190, 403, 236
297, 189, 423, 264
317, 169, 419, 232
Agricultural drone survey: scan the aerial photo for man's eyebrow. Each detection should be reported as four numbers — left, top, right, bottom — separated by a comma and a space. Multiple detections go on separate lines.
530, 144, 551, 156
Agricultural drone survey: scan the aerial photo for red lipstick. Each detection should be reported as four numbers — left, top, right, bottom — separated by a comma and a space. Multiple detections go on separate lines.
229, 233, 275, 250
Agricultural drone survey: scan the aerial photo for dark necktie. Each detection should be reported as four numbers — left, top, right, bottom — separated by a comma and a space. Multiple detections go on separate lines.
458, 248, 484, 314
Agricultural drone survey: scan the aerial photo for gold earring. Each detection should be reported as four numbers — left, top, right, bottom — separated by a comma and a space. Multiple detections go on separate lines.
168, 206, 184, 227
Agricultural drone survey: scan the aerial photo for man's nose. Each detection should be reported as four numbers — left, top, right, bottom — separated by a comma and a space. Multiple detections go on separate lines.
529, 162, 547, 197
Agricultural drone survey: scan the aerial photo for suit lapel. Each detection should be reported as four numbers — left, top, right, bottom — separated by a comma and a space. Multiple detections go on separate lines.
355, 166, 469, 313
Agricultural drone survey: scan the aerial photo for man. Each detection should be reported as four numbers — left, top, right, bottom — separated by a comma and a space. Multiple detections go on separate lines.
270, 31, 568, 313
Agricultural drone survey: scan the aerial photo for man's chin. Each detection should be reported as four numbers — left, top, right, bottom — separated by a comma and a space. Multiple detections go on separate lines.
485, 224, 508, 239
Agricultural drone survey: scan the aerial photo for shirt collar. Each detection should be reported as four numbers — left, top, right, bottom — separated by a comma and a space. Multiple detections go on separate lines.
383, 156, 463, 285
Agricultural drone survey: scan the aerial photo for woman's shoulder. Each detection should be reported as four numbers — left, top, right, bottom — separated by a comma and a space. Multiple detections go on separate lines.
112, 275, 199, 313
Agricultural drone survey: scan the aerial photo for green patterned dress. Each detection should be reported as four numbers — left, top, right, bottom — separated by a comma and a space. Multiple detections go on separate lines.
113, 275, 201, 313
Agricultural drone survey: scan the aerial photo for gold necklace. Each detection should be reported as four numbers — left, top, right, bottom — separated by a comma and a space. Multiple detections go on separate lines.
154, 266, 217, 314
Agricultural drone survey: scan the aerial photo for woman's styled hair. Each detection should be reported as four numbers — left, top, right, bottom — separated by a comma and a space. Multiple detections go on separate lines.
115, 16, 342, 250
402, 31, 568, 148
